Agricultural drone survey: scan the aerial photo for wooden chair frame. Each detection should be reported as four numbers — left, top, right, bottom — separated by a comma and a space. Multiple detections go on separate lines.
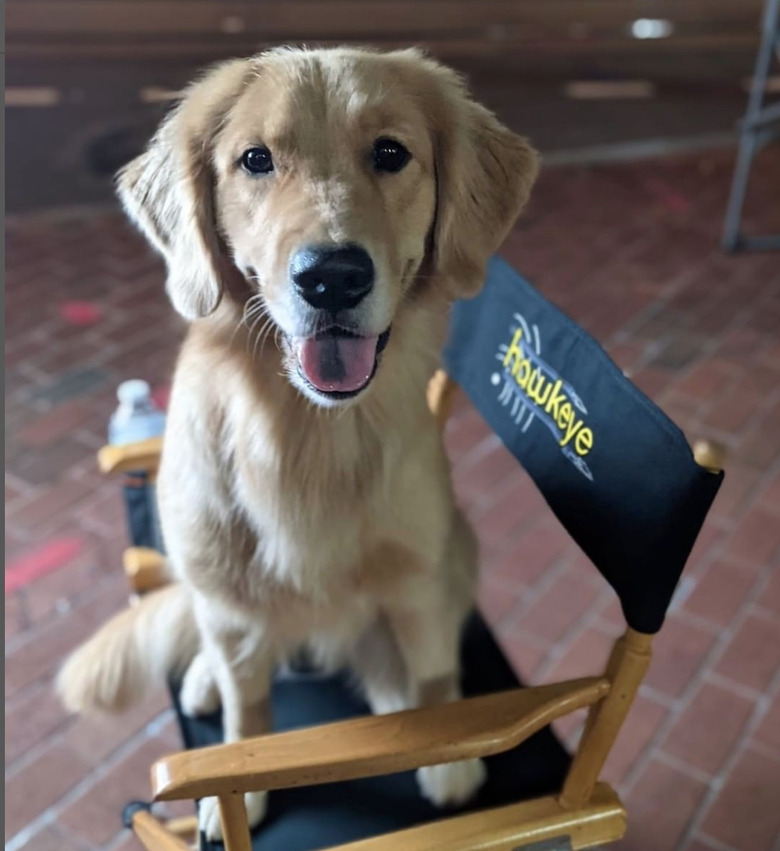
102, 370, 723, 851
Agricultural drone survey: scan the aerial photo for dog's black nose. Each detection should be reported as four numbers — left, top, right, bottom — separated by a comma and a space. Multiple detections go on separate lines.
291, 244, 374, 312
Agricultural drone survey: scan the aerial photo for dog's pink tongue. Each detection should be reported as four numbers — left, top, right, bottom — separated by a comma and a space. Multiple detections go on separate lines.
297, 335, 379, 393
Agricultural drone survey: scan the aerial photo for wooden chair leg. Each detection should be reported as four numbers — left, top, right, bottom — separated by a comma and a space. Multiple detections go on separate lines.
218, 795, 252, 851
559, 628, 652, 810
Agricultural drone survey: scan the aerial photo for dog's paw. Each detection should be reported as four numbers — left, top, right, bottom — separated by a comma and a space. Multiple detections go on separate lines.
365, 689, 410, 716
417, 758, 487, 808
180, 653, 220, 717
198, 791, 267, 841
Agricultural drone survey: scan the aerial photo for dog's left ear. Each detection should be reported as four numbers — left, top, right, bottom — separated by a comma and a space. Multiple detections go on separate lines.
410, 54, 539, 298
117, 58, 251, 320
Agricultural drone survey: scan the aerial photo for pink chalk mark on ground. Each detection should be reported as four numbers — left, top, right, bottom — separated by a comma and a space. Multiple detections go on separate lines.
643, 177, 691, 215
5, 537, 85, 593
60, 301, 103, 326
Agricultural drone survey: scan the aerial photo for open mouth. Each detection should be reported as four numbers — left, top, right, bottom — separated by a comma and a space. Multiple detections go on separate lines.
293, 327, 391, 400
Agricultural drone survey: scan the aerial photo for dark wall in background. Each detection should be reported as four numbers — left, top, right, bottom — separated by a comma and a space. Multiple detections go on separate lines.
6, 0, 765, 212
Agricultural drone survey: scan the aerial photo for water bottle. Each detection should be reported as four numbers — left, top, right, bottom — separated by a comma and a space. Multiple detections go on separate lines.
109, 380, 167, 551
109, 380, 166, 445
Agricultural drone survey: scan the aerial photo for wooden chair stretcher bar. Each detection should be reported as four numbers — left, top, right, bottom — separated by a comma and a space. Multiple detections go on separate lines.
325, 782, 625, 851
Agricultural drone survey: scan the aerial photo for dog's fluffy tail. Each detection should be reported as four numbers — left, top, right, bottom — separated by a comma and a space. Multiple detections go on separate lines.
57, 583, 199, 714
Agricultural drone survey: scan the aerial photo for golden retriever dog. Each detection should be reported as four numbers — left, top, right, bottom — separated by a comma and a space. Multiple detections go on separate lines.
58, 46, 538, 838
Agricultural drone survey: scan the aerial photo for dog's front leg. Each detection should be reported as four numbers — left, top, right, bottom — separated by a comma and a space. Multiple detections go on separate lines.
194, 597, 273, 840
385, 584, 487, 808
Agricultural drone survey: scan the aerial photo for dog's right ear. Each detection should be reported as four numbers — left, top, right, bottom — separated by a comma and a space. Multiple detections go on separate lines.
117, 59, 251, 320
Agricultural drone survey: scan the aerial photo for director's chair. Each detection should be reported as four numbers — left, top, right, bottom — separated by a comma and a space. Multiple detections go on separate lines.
100, 257, 723, 851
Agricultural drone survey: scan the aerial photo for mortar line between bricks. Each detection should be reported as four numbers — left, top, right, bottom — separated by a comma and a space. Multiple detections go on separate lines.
617, 247, 716, 342
745, 738, 780, 763
652, 299, 779, 440
673, 608, 780, 850
461, 467, 537, 529
6, 706, 87, 777
739, 598, 780, 627
703, 670, 772, 704
732, 380, 780, 444
664, 517, 752, 627
468, 470, 544, 528
452, 431, 501, 472
663, 607, 722, 636
491, 553, 576, 636
5, 707, 175, 851
652, 749, 715, 785
694, 424, 744, 452
100, 819, 152, 851
4, 686, 78, 773
620, 545, 775, 799
5, 470, 37, 497
667, 573, 699, 615
6, 613, 169, 769
633, 683, 678, 710
4, 569, 127, 658
688, 832, 742, 851
543, 585, 620, 657
666, 526, 773, 637
7, 805, 60, 850
532, 584, 621, 684
496, 624, 556, 653
716, 458, 780, 531
744, 664, 780, 745
47, 818, 96, 851
714, 551, 777, 575
495, 552, 606, 671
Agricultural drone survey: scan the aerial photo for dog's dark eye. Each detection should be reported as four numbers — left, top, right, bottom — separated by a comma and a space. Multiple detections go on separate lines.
373, 138, 410, 174
241, 147, 274, 175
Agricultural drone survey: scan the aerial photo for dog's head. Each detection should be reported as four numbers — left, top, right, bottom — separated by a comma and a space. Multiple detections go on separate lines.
118, 47, 538, 406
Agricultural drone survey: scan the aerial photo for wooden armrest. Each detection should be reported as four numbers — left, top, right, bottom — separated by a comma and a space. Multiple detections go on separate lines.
98, 437, 163, 475
152, 677, 609, 801
124, 547, 170, 594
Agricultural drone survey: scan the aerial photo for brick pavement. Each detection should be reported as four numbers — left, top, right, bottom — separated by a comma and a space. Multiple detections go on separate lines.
5, 147, 780, 851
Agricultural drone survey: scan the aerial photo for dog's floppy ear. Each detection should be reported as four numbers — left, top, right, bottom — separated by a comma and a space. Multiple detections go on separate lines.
408, 53, 539, 298
117, 59, 250, 320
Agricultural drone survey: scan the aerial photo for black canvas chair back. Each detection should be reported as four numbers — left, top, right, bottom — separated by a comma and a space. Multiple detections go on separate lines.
444, 256, 724, 634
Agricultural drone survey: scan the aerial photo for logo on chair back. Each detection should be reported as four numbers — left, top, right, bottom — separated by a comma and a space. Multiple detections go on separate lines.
492, 316, 594, 481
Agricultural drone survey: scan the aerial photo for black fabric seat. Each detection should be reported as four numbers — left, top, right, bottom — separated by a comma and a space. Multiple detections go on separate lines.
172, 614, 570, 851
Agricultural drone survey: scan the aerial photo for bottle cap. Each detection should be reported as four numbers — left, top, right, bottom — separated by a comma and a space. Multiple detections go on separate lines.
117, 379, 151, 406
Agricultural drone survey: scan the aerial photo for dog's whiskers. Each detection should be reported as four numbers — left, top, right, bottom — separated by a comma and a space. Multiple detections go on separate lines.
252, 314, 279, 361
241, 295, 278, 358
227, 294, 267, 349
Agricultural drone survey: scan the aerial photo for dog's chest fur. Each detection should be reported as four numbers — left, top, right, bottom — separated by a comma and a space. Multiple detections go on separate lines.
159, 330, 451, 639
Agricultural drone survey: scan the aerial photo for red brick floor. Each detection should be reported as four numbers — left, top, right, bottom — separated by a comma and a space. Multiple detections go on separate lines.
6, 147, 780, 851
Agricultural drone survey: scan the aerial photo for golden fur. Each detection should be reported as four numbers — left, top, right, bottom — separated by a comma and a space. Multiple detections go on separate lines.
57, 46, 538, 837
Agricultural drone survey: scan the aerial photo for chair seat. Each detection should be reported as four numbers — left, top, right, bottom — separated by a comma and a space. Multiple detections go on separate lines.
170, 613, 571, 851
